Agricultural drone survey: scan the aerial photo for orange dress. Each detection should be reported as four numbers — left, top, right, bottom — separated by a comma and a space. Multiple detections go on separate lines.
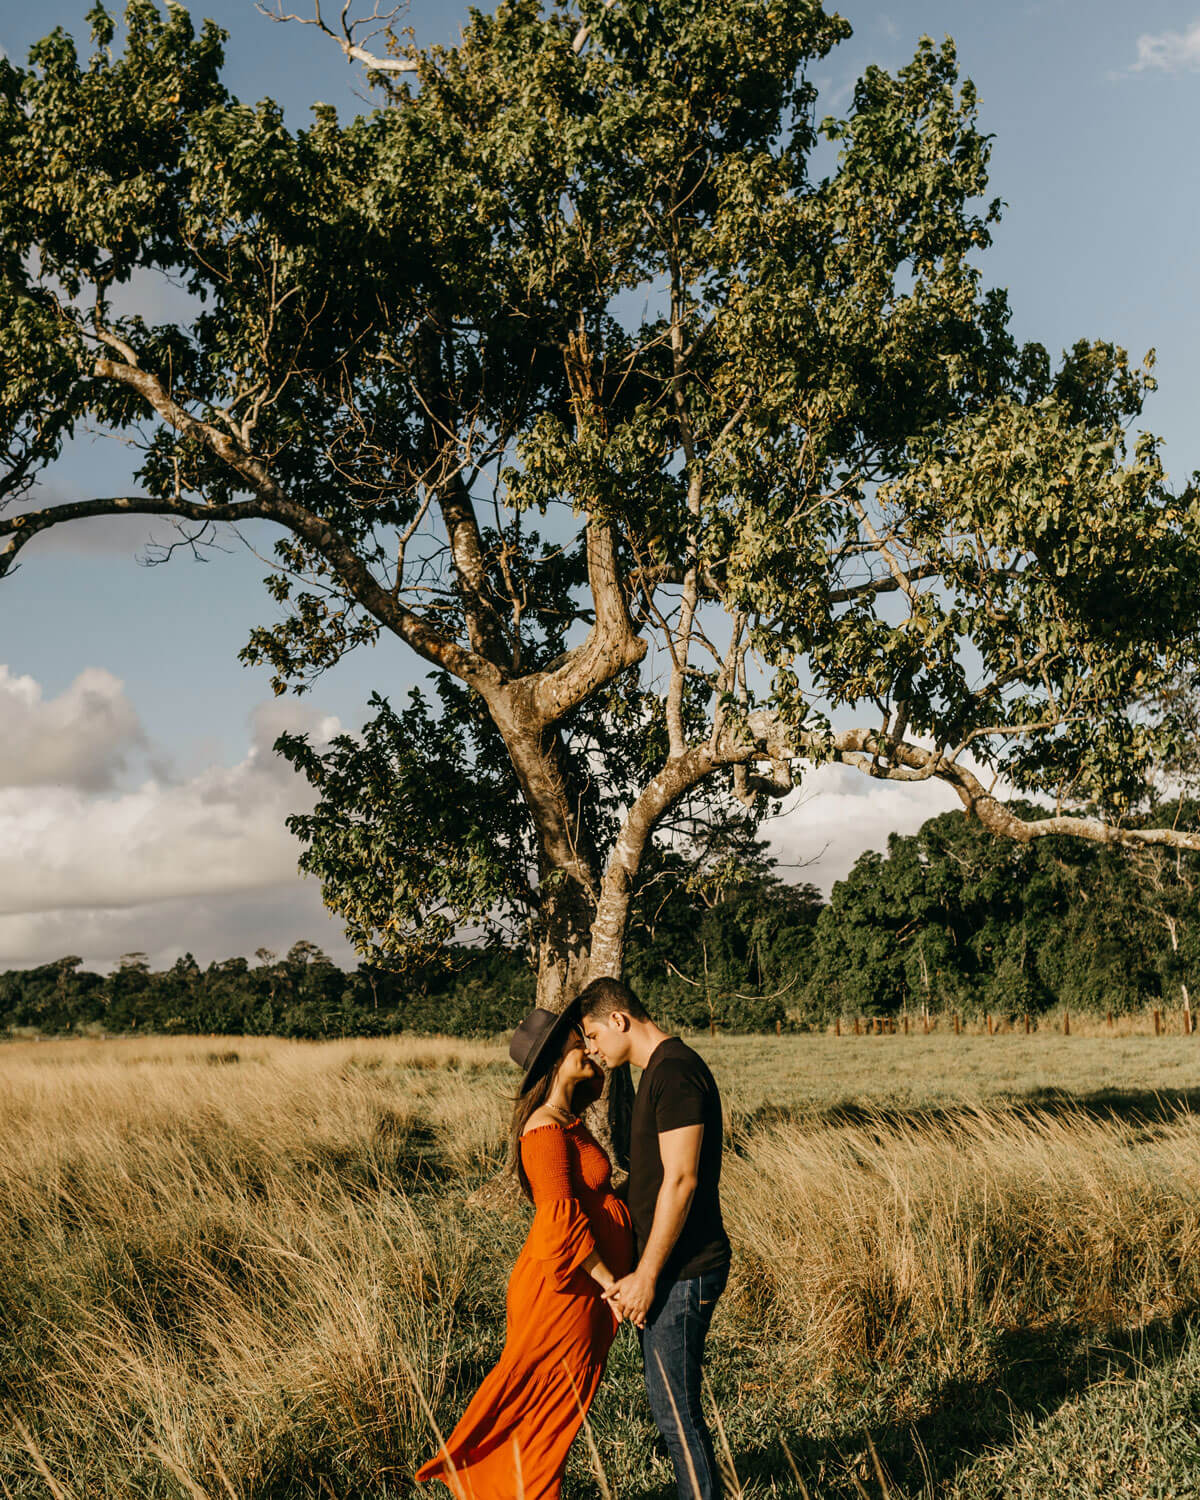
415, 1119, 633, 1500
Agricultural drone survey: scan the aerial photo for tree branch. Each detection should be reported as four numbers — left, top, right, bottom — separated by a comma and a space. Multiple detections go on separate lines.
529, 325, 646, 725
59, 354, 499, 685
572, 0, 617, 54
256, 1, 419, 73
0, 496, 264, 576
735, 715, 1200, 854
827, 563, 942, 604
529, 517, 647, 724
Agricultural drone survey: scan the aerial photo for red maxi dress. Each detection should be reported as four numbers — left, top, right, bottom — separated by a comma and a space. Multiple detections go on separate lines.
415, 1118, 633, 1500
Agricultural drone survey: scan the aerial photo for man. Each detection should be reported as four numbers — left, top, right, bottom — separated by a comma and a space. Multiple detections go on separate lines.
577, 977, 731, 1500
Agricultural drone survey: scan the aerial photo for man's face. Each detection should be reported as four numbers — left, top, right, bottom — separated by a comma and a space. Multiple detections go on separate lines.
581, 1011, 631, 1069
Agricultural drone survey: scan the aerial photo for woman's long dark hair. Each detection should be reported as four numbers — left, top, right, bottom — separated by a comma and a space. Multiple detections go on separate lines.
508, 1028, 605, 1202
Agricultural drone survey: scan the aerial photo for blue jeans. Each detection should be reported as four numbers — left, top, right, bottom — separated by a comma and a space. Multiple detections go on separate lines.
640, 1264, 729, 1500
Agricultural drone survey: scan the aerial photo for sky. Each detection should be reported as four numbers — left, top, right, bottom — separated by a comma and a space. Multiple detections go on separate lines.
1, 0, 1199, 971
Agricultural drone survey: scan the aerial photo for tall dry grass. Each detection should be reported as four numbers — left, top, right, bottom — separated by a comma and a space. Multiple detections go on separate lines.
723, 1105, 1200, 1379
2, 1035, 1199, 1497
0, 1037, 514, 1496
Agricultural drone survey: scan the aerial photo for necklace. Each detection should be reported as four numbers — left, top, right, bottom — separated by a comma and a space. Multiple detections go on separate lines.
544, 1101, 576, 1124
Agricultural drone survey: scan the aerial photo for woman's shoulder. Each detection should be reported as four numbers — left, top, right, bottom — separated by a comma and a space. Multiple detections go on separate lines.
520, 1107, 574, 1139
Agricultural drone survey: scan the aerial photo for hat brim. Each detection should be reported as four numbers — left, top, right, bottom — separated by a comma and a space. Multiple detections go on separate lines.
517, 1001, 582, 1094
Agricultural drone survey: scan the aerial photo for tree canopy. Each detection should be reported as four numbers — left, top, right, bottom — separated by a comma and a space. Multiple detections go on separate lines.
4, 0, 1200, 1033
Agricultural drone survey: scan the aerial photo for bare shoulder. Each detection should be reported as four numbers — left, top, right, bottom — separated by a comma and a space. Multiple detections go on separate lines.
521, 1106, 565, 1138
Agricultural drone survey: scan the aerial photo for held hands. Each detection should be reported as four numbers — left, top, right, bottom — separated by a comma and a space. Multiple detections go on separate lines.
601, 1268, 656, 1330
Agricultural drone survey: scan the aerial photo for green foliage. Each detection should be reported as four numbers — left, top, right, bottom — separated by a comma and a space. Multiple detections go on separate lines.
803, 805, 1200, 1022
277, 688, 539, 966
0, 943, 537, 1039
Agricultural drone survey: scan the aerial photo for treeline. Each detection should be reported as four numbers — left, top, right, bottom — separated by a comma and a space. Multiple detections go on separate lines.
0, 869, 819, 1038
3, 804, 1198, 1037
802, 804, 1200, 1023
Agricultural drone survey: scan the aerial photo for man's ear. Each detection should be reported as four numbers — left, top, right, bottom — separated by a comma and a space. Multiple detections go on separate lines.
612, 1010, 631, 1033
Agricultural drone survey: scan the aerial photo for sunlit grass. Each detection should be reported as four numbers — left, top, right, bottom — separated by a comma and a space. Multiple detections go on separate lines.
1, 1033, 1198, 1497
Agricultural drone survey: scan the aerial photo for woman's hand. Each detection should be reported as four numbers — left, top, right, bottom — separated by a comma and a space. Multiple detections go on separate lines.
583, 1251, 622, 1319
602, 1267, 656, 1329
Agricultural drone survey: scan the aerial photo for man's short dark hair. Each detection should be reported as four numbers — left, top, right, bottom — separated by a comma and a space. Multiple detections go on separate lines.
577, 977, 650, 1024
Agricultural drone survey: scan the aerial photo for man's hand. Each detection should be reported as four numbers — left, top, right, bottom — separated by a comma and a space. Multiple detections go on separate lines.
602, 1267, 657, 1329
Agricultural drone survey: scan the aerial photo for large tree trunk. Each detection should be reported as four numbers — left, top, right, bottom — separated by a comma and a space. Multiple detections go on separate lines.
489, 709, 636, 1171
580, 872, 634, 1170
534, 884, 633, 1174
535, 877, 594, 1011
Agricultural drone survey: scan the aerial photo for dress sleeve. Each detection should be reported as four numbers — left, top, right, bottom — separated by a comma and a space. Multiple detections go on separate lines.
521, 1126, 597, 1291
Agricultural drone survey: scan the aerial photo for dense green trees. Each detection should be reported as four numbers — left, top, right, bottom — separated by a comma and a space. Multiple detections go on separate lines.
803, 804, 1200, 1022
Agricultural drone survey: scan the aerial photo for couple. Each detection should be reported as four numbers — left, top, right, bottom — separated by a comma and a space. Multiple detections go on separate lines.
415, 977, 731, 1500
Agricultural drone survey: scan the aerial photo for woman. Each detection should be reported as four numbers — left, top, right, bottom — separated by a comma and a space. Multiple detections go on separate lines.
415, 1005, 634, 1500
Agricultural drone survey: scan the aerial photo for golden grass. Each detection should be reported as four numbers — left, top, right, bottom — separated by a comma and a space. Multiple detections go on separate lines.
724, 1105, 1200, 1375
2, 1033, 1199, 1496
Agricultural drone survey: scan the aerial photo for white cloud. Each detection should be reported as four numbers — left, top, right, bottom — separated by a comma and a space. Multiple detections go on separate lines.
0, 665, 148, 791
765, 761, 964, 892
1131, 20, 1200, 72
0, 669, 1016, 972
0, 689, 343, 969
0, 883, 353, 974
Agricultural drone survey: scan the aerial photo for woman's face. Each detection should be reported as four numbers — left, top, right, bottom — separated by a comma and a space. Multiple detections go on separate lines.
556, 1029, 601, 1091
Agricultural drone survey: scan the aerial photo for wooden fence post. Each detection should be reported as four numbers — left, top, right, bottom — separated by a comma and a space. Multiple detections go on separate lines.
953, 1012, 960, 1036
1107, 1011, 1113, 1030
986, 1013, 993, 1036
854, 1017, 861, 1036
1024, 1013, 1031, 1034
776, 1019, 781, 1037
1154, 1008, 1161, 1037
903, 1013, 909, 1035
1063, 1011, 1070, 1036
835, 1016, 841, 1037
1184, 992, 1193, 1036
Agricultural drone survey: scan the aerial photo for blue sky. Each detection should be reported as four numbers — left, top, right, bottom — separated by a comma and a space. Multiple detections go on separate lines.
2, 0, 1198, 969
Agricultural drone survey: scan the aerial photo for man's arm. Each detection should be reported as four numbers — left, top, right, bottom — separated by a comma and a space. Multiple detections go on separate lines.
603, 1123, 702, 1328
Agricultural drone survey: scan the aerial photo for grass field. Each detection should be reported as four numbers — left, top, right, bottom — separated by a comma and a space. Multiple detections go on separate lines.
2, 1031, 1199, 1498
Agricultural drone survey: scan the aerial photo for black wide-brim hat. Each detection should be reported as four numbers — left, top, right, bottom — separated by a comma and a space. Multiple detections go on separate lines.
509, 1002, 581, 1094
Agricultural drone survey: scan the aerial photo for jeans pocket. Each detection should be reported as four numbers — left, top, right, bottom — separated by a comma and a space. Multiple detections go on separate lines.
697, 1267, 729, 1309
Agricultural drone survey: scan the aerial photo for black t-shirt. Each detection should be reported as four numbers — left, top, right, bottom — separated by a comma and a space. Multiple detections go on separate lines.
629, 1037, 731, 1283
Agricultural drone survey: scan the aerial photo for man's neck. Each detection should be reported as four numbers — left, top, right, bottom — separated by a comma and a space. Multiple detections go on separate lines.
628, 1022, 672, 1071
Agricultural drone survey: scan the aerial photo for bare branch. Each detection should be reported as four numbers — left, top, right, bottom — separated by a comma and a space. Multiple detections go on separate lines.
74, 352, 499, 685
826, 563, 942, 605
257, 0, 419, 73
733, 716, 1200, 855
0, 496, 265, 577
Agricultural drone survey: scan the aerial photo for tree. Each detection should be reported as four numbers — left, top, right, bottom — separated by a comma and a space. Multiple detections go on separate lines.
803, 808, 1182, 1023
5, 0, 1200, 1093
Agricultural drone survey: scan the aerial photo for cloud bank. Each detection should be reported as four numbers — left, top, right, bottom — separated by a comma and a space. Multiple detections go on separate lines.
0, 674, 347, 970
1132, 21, 1200, 73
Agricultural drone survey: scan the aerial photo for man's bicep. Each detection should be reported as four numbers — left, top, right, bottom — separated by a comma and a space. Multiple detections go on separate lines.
658, 1123, 703, 1181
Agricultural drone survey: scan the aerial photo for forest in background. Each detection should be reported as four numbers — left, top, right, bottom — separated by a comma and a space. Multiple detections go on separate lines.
4, 802, 1198, 1039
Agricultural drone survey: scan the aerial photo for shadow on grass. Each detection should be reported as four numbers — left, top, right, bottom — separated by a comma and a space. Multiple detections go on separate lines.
728, 1311, 1198, 1499
735, 1084, 1200, 1146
